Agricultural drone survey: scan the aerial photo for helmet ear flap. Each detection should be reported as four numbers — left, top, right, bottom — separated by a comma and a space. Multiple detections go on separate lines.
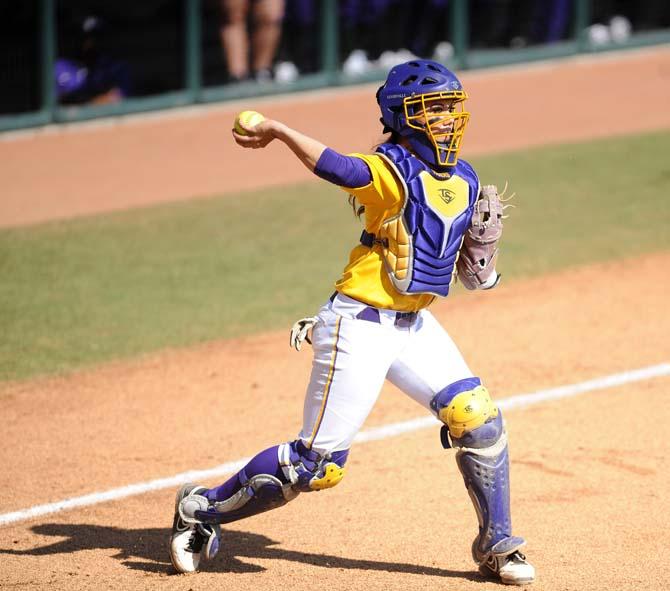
389, 104, 407, 135
394, 111, 404, 133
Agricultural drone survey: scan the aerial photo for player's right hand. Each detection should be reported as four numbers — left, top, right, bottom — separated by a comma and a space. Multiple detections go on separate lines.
232, 119, 279, 149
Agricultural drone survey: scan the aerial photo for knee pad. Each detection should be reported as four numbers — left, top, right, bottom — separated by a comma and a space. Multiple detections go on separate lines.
279, 440, 349, 493
431, 377, 503, 448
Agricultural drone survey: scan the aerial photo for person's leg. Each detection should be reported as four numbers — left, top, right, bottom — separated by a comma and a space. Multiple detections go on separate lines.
385, 310, 474, 409
297, 305, 402, 452
220, 0, 250, 80
386, 310, 535, 585
170, 299, 403, 573
250, 0, 286, 79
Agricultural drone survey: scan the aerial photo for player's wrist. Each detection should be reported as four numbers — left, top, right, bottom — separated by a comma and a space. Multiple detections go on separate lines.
270, 121, 290, 140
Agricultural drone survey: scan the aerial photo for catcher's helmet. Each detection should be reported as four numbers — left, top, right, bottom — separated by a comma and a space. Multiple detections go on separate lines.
376, 60, 469, 169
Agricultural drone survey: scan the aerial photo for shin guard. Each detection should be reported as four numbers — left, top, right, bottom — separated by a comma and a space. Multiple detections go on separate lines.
191, 441, 348, 525
432, 379, 526, 562
195, 473, 298, 525
455, 430, 516, 556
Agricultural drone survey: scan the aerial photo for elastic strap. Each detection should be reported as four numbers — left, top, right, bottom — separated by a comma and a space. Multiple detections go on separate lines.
360, 230, 376, 247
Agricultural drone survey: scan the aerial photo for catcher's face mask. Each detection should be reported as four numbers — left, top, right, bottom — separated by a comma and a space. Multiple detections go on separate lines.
404, 91, 470, 167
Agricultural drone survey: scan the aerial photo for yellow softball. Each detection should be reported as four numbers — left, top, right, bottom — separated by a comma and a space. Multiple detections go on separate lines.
234, 110, 265, 135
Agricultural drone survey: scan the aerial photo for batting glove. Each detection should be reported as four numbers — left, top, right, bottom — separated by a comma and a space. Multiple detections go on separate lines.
289, 316, 319, 351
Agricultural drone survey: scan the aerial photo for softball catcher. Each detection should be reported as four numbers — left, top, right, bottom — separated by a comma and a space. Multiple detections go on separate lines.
169, 59, 535, 585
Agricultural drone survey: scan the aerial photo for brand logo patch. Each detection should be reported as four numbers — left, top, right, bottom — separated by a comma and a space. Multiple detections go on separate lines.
438, 188, 455, 204
420, 170, 468, 219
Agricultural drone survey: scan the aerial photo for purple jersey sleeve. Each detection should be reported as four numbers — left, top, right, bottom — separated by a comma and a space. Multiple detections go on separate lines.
314, 148, 372, 188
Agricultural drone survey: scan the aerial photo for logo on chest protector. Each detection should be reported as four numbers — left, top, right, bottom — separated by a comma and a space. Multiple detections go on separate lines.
438, 188, 455, 204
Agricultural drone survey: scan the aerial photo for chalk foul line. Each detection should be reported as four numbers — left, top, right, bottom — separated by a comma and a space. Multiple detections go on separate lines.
2, 362, 669, 527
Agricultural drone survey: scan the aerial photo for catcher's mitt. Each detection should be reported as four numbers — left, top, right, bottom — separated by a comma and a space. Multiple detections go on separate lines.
456, 184, 512, 290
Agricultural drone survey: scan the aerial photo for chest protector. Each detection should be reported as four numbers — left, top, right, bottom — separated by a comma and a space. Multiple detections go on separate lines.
371, 143, 480, 298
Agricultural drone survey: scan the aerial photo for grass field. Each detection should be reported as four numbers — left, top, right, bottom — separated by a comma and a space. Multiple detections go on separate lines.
1, 129, 669, 382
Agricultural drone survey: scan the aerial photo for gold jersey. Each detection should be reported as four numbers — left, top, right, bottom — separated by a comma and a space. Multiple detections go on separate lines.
334, 153, 436, 312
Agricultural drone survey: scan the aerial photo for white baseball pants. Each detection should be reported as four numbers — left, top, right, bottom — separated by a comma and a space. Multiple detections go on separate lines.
298, 292, 474, 453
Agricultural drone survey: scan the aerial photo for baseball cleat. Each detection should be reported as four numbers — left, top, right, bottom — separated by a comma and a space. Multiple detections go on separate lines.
169, 483, 221, 574
473, 537, 535, 585
479, 550, 535, 585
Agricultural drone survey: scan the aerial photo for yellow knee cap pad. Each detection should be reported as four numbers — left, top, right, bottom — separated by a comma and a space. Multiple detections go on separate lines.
438, 385, 499, 438
309, 463, 346, 491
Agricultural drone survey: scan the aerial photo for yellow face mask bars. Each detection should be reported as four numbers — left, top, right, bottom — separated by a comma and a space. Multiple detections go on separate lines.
404, 91, 470, 167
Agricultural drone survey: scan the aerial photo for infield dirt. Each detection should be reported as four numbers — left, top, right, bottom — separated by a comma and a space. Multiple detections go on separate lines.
1, 47, 669, 590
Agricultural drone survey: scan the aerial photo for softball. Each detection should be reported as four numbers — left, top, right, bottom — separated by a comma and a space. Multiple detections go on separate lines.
234, 110, 265, 135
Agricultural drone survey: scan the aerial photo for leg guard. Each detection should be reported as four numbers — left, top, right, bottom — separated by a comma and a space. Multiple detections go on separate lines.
195, 472, 298, 524
279, 440, 349, 493
187, 441, 348, 525
431, 378, 526, 563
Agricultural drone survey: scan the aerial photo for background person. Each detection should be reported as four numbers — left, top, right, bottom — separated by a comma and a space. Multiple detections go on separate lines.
218, 0, 285, 82
56, 14, 131, 105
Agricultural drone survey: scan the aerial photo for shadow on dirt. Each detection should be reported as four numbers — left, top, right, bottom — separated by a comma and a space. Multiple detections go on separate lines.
0, 523, 481, 580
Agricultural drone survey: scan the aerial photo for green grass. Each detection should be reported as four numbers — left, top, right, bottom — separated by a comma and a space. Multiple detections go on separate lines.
476, 131, 670, 275
1, 129, 669, 382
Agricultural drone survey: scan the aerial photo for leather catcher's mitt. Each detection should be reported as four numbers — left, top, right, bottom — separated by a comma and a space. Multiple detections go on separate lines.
456, 184, 510, 290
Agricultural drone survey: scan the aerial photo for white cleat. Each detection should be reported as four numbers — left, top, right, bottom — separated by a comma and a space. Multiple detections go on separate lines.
169, 483, 221, 574
474, 536, 535, 585
480, 550, 535, 585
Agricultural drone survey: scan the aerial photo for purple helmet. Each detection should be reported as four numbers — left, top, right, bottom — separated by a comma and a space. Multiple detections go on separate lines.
376, 60, 470, 169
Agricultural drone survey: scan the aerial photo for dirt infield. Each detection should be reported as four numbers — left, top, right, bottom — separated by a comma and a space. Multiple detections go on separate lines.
1, 46, 670, 227
1, 48, 670, 590
1, 252, 669, 590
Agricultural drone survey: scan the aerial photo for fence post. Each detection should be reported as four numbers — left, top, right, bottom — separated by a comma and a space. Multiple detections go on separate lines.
185, 0, 202, 102
320, 0, 339, 83
450, 0, 468, 69
41, 0, 56, 121
574, 0, 591, 52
